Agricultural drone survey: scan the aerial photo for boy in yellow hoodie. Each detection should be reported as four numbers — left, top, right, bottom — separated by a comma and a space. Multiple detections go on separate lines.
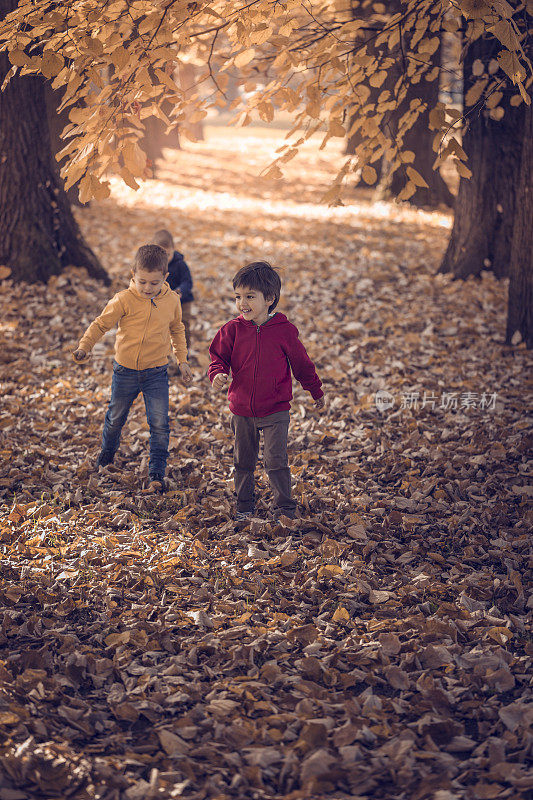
73, 245, 192, 490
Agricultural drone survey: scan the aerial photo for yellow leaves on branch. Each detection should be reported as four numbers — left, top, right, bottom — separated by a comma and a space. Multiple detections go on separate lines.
369, 71, 387, 88
406, 166, 429, 188
488, 19, 521, 53
123, 142, 147, 176
361, 165, 378, 185
428, 103, 446, 130
396, 181, 417, 202
465, 78, 489, 107
454, 159, 473, 179
460, 0, 492, 19
498, 50, 527, 85
111, 47, 129, 72
41, 51, 64, 79
0, 0, 530, 201
234, 48, 256, 69
328, 120, 346, 138
78, 174, 110, 205
8, 49, 27, 67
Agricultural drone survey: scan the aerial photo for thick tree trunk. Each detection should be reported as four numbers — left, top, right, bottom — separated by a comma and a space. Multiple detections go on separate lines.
377, 40, 455, 208
0, 7, 108, 284
505, 101, 532, 348
439, 38, 523, 279
141, 113, 181, 177
344, 1, 384, 181
44, 84, 83, 207
380, 79, 455, 208
345, 115, 383, 184
140, 65, 181, 176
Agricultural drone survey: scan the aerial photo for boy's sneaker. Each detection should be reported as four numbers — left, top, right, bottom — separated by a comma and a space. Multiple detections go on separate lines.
148, 473, 166, 493
271, 511, 297, 527
235, 509, 254, 523
96, 451, 114, 469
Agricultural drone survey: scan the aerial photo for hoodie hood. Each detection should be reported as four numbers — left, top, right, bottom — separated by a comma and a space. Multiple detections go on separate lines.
236, 311, 289, 327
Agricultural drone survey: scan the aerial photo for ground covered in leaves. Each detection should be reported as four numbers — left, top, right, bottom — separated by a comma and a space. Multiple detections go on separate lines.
0, 126, 532, 800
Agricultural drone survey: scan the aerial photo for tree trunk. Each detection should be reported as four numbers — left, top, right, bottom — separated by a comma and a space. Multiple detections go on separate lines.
381, 81, 455, 207
377, 39, 455, 208
345, 113, 383, 184
44, 84, 83, 207
439, 38, 523, 279
344, 0, 384, 182
505, 101, 532, 348
140, 112, 181, 177
178, 63, 205, 141
0, 4, 108, 285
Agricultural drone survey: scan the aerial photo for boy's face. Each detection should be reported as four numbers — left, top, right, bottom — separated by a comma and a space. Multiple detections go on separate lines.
234, 285, 273, 326
132, 267, 169, 299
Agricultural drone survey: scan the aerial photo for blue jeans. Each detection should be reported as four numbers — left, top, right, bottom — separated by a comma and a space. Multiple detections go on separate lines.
101, 362, 169, 475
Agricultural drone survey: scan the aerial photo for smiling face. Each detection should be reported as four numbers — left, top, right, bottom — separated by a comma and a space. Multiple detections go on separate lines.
234, 285, 273, 326
132, 267, 169, 299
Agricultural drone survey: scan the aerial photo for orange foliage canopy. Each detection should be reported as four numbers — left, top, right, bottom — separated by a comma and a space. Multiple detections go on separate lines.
0, 0, 530, 202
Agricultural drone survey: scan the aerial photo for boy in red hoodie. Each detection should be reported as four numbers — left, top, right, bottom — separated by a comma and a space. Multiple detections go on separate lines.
208, 261, 325, 522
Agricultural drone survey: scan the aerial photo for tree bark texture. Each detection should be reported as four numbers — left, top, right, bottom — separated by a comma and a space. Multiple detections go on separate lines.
346, 1, 453, 207
0, 3, 108, 284
344, 0, 384, 182
376, 33, 454, 208
379, 59, 455, 208
439, 37, 524, 279
140, 113, 182, 175
44, 84, 84, 208
505, 101, 532, 348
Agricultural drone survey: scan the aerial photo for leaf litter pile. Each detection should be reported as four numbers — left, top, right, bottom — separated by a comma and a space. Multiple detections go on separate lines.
0, 126, 531, 800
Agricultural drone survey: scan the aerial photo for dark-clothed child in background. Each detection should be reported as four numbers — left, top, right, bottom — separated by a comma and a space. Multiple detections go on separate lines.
73, 244, 193, 491
151, 229, 194, 350
208, 261, 325, 523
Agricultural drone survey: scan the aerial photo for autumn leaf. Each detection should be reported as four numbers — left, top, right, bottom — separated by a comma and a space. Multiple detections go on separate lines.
361, 165, 378, 185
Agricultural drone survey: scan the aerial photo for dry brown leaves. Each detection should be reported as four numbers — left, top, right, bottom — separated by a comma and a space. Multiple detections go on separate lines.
0, 126, 531, 800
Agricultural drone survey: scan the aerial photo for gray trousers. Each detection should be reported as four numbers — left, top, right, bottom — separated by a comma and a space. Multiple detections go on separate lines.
231, 411, 296, 515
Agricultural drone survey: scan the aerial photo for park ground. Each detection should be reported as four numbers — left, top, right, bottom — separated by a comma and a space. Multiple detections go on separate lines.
0, 124, 531, 800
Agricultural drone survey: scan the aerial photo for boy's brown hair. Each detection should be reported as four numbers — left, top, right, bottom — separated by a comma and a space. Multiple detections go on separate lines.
233, 261, 281, 313
133, 244, 168, 274
152, 229, 174, 251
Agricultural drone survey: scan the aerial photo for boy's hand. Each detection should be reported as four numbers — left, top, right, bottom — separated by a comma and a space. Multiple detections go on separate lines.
73, 349, 87, 362
179, 363, 193, 384
314, 395, 325, 410
212, 373, 228, 391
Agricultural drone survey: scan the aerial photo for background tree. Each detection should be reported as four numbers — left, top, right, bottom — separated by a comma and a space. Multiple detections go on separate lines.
178, 61, 206, 142
140, 113, 181, 176
376, 35, 455, 208
437, 21, 532, 347
344, 2, 454, 207
505, 100, 532, 347
45, 84, 84, 207
0, 0, 107, 284
439, 35, 527, 280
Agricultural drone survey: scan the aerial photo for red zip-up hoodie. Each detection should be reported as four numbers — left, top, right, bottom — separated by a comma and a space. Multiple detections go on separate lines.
208, 313, 323, 417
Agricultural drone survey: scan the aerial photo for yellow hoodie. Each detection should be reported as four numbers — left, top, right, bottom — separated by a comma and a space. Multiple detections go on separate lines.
77, 280, 187, 369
